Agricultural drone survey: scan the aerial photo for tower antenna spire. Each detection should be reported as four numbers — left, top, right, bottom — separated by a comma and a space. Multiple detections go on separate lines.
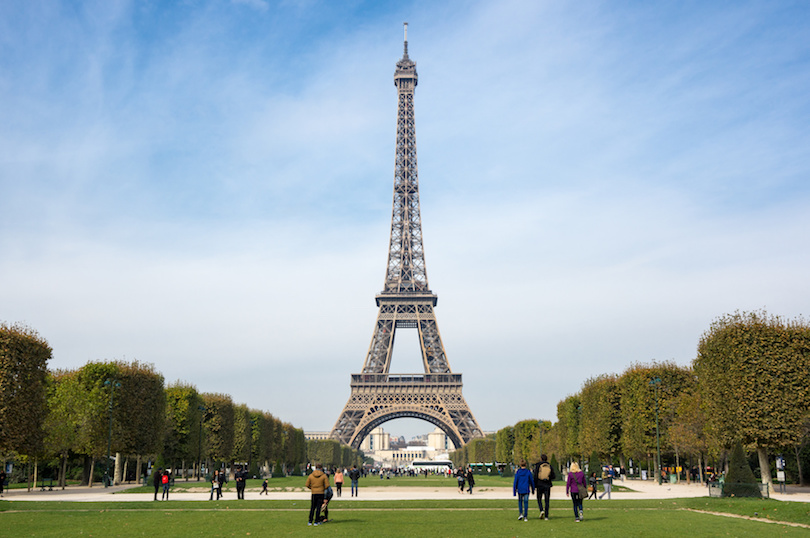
403, 22, 409, 57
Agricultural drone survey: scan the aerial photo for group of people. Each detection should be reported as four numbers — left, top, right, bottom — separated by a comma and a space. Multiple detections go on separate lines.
304, 464, 362, 526
454, 467, 476, 494
151, 468, 172, 500
512, 454, 556, 521
515, 455, 617, 522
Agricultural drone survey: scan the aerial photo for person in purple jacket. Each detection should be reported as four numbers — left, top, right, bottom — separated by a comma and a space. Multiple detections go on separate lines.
566, 462, 587, 522
512, 460, 535, 521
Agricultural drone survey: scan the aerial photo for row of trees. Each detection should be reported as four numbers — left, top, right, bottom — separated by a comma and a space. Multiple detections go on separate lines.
305, 439, 365, 470
1, 322, 310, 487
450, 311, 810, 488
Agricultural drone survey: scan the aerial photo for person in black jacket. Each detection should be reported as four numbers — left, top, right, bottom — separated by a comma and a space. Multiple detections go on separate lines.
348, 465, 361, 497
533, 455, 556, 520
235, 466, 247, 500
152, 468, 162, 501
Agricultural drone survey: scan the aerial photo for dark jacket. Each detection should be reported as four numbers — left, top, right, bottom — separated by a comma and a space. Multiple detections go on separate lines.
534, 461, 556, 487
152, 470, 162, 488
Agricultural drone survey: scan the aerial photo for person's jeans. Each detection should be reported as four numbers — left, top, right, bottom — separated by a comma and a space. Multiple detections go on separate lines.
351, 479, 358, 496
536, 483, 551, 515
518, 493, 529, 518
309, 493, 325, 523
571, 491, 583, 519
599, 483, 612, 499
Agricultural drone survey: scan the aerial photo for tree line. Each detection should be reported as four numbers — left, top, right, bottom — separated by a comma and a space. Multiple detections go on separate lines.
450, 311, 810, 489
0, 322, 315, 488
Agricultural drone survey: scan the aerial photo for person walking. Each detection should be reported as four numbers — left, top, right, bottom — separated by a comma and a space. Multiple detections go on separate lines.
210, 470, 219, 500
161, 469, 171, 500
513, 460, 534, 521
599, 466, 614, 499
466, 467, 475, 494
534, 454, 556, 520
235, 465, 247, 500
334, 468, 344, 497
216, 468, 226, 499
349, 465, 361, 497
260, 478, 268, 495
152, 468, 162, 501
305, 463, 330, 526
587, 472, 598, 500
456, 467, 466, 493
566, 462, 587, 522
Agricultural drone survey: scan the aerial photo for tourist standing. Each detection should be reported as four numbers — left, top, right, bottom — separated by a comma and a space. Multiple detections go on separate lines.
217, 468, 226, 499
513, 460, 534, 521
349, 465, 361, 497
534, 454, 556, 519
210, 470, 219, 500
334, 468, 344, 497
466, 467, 475, 494
161, 469, 171, 500
305, 463, 330, 526
566, 462, 587, 522
152, 468, 162, 501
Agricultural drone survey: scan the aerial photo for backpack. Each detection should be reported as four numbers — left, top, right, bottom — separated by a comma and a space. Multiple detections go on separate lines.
161, 474, 169, 485
538, 462, 552, 481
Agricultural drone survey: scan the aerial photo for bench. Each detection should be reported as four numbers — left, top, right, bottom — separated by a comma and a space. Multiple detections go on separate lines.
39, 478, 54, 491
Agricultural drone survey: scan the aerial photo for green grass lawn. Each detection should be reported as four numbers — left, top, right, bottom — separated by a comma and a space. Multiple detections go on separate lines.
1, 498, 807, 536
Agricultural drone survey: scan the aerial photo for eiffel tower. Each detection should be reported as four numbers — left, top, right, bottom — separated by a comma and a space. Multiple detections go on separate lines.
331, 24, 483, 449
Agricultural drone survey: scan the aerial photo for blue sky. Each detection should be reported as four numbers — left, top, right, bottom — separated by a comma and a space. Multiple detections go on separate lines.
2, 0, 809, 440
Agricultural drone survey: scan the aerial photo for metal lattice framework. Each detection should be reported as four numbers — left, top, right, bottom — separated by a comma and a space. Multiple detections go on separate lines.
331, 24, 483, 449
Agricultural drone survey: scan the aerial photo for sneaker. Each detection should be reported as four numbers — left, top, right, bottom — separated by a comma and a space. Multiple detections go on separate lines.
308, 522, 312, 526
517, 515, 523, 521
576, 518, 581, 523
539, 511, 545, 520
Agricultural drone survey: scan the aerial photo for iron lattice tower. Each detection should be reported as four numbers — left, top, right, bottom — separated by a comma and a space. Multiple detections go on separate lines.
331, 24, 483, 449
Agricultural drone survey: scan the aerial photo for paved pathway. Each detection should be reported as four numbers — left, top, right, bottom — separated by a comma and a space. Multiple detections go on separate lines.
3, 479, 809, 503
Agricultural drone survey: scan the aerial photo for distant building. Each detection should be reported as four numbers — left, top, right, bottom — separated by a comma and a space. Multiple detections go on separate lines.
304, 431, 331, 441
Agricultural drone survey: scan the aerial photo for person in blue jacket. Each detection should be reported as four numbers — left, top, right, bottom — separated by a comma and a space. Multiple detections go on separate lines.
513, 460, 535, 521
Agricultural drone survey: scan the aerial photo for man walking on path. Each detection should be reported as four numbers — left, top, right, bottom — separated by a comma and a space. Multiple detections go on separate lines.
349, 465, 361, 497
513, 460, 534, 521
235, 465, 247, 500
534, 454, 556, 519
305, 463, 330, 526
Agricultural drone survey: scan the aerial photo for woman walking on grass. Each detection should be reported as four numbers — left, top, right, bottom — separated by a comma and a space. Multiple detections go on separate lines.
566, 462, 587, 522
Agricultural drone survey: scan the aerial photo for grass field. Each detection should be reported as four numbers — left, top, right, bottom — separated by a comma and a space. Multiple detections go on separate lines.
2, 498, 808, 536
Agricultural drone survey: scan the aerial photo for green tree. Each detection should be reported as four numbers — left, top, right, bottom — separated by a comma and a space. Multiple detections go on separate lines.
723, 441, 761, 498
495, 426, 514, 464
579, 374, 622, 461
556, 394, 581, 463
513, 420, 544, 465
202, 393, 234, 466
667, 387, 709, 483
164, 383, 203, 475
619, 361, 692, 479
695, 311, 810, 491
0, 323, 51, 458
466, 438, 495, 463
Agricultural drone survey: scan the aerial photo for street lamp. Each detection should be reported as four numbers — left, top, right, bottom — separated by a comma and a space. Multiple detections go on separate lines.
197, 405, 206, 481
649, 377, 662, 485
104, 378, 121, 488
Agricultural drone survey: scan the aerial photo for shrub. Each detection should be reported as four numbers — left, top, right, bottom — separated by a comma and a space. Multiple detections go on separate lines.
723, 441, 761, 498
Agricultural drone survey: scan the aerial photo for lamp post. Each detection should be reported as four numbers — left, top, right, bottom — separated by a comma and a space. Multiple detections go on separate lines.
649, 377, 662, 485
104, 378, 121, 488
197, 405, 206, 481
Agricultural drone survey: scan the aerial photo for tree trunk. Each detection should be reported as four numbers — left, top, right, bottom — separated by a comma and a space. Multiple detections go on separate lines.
794, 444, 806, 486
123, 457, 129, 484
31, 459, 38, 492
60, 452, 68, 489
757, 446, 773, 494
114, 452, 122, 485
698, 453, 704, 484
88, 458, 95, 487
